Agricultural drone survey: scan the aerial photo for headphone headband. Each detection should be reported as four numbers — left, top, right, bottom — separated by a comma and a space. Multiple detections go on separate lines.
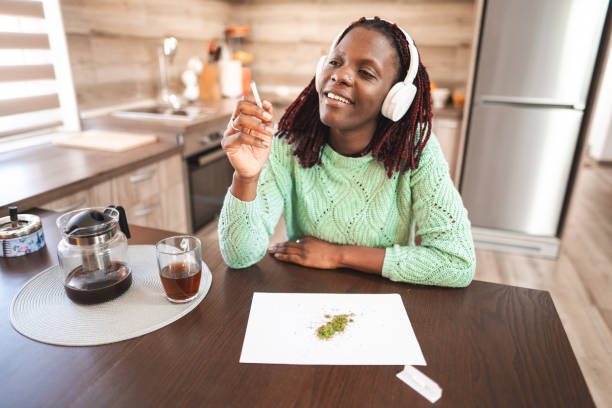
327, 18, 419, 86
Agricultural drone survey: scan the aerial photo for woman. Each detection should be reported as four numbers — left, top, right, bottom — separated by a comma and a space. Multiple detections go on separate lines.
218, 17, 476, 287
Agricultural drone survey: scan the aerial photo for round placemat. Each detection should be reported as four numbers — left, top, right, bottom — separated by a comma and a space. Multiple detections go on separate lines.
10, 245, 212, 346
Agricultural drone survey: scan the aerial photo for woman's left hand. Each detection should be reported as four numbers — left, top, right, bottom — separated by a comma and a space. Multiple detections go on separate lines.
268, 237, 341, 269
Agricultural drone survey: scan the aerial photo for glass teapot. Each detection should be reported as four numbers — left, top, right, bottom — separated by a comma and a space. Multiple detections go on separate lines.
56, 206, 132, 304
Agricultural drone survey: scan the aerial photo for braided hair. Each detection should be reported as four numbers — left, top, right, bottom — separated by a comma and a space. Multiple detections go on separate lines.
277, 17, 433, 177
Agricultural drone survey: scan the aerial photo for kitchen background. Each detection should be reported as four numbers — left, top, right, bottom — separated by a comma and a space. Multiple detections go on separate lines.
1, 1, 611, 406
62, 0, 474, 111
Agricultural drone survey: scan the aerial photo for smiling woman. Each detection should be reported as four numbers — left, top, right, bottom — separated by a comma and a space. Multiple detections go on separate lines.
218, 17, 476, 288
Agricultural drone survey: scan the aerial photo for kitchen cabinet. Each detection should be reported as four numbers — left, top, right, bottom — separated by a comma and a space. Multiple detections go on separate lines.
432, 116, 462, 184
117, 154, 188, 233
41, 154, 189, 233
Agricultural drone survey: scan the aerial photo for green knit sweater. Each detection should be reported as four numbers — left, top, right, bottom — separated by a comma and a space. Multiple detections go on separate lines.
218, 133, 476, 287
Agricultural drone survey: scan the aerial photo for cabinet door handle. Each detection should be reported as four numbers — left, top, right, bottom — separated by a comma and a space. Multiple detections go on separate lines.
129, 169, 156, 183
55, 197, 87, 213
132, 203, 161, 217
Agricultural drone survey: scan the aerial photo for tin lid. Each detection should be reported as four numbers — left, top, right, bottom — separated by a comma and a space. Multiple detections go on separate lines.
0, 213, 42, 239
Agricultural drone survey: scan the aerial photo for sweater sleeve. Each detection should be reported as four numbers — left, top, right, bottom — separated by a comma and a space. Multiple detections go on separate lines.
217, 137, 290, 268
382, 134, 476, 287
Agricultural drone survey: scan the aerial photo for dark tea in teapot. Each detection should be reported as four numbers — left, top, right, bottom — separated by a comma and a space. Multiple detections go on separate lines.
64, 261, 132, 304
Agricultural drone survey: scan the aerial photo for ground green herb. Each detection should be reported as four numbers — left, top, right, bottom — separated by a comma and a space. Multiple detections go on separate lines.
316, 313, 354, 340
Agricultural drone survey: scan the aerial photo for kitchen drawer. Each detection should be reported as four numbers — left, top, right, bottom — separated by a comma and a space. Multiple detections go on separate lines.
123, 195, 164, 230
112, 162, 162, 206
41, 181, 113, 213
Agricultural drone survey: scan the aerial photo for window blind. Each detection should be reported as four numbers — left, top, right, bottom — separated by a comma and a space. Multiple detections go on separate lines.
0, 0, 77, 138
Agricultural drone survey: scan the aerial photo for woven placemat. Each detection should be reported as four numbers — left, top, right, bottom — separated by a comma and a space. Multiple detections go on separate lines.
10, 245, 212, 346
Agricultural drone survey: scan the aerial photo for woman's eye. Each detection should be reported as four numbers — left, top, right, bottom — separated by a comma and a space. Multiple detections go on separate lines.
360, 70, 375, 79
328, 60, 340, 67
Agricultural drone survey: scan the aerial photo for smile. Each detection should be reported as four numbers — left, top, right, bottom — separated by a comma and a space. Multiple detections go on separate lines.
324, 92, 354, 105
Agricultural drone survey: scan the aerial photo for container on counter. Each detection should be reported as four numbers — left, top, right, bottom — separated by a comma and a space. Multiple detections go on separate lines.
0, 207, 45, 257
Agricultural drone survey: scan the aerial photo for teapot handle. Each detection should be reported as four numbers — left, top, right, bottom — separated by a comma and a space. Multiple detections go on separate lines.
106, 205, 131, 239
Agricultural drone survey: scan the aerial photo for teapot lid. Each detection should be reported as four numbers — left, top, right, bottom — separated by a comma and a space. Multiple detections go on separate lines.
58, 207, 119, 245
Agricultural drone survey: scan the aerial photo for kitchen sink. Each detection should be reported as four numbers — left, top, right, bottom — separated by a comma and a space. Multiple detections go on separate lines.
111, 104, 217, 122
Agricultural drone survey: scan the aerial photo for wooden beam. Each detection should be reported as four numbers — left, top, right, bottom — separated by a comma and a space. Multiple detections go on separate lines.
0, 94, 59, 116
0, 64, 55, 82
0, 0, 44, 18
0, 32, 49, 49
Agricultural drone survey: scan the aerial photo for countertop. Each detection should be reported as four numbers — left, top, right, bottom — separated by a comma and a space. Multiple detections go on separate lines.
1, 99, 237, 214
0, 140, 181, 213
433, 105, 464, 120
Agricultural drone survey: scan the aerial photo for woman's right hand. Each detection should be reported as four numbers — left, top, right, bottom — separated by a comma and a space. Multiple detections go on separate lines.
222, 95, 275, 180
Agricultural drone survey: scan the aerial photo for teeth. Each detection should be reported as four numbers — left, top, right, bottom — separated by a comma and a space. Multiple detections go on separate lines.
327, 92, 351, 104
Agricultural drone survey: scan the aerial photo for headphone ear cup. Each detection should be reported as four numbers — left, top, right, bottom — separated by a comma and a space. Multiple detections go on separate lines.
382, 83, 417, 121
315, 56, 327, 93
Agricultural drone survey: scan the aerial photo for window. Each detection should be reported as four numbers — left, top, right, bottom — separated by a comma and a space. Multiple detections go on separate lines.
0, 0, 79, 147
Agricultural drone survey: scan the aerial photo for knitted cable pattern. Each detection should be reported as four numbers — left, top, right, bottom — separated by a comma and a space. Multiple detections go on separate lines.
218, 133, 476, 287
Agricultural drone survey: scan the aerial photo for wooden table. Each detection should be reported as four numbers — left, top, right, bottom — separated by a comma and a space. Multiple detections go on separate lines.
0, 210, 594, 407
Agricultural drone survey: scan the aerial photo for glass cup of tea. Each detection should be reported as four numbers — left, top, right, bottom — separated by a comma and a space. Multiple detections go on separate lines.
155, 235, 202, 303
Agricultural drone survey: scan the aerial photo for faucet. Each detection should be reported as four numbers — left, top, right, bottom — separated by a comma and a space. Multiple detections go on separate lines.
158, 36, 179, 108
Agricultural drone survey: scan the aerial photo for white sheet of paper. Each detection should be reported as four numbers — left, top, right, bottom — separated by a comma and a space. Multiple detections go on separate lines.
239, 293, 426, 365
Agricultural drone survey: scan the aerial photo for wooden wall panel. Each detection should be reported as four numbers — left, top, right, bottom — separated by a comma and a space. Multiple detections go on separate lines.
60, 0, 475, 111
61, 0, 228, 40
233, 1, 476, 91
61, 0, 230, 110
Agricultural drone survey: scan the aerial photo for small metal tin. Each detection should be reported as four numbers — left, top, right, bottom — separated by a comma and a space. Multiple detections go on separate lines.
0, 213, 46, 257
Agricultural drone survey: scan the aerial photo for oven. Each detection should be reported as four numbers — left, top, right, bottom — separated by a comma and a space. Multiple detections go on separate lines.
186, 135, 234, 232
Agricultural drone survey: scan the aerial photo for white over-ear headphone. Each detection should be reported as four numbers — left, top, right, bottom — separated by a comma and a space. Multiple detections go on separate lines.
315, 18, 419, 122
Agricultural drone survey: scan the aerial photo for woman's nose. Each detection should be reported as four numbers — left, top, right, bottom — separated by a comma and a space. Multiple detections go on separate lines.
331, 67, 353, 86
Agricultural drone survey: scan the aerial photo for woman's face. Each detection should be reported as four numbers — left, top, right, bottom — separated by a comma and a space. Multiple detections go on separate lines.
317, 26, 400, 132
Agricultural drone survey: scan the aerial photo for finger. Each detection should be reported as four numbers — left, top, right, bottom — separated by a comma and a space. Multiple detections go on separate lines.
234, 114, 274, 137
282, 241, 303, 249
221, 130, 243, 150
227, 119, 273, 146
235, 99, 273, 122
227, 117, 241, 135
237, 132, 271, 149
273, 253, 304, 266
261, 101, 274, 126
221, 130, 269, 150
269, 240, 300, 251
273, 245, 302, 256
